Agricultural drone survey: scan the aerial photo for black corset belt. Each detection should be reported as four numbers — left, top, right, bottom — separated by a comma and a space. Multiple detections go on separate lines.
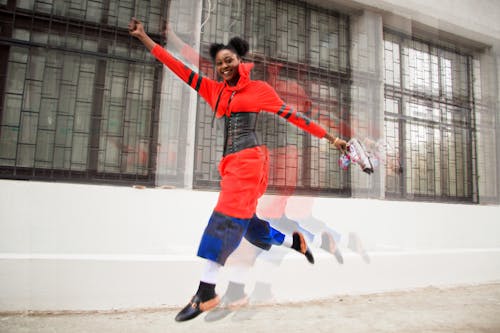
223, 112, 261, 156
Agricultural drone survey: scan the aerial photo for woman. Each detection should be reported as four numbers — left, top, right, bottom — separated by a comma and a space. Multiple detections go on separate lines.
128, 17, 347, 322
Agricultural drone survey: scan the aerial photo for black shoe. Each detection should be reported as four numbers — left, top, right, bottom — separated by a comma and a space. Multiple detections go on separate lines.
204, 294, 248, 322
175, 294, 220, 322
293, 231, 314, 264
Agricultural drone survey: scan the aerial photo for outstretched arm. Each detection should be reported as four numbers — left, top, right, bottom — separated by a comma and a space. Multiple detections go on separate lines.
128, 17, 220, 108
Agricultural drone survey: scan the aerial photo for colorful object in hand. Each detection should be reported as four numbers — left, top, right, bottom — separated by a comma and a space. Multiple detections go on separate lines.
338, 138, 375, 175
338, 153, 351, 170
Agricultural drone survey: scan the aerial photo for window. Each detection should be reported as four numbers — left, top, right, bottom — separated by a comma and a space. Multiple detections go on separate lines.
384, 31, 476, 202
193, 0, 351, 195
0, 0, 167, 184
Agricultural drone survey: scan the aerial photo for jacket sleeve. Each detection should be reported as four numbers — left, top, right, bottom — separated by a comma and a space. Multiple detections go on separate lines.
257, 82, 327, 138
150, 44, 219, 108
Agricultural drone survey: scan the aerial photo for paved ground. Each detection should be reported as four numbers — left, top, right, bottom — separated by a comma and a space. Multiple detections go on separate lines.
1, 283, 500, 333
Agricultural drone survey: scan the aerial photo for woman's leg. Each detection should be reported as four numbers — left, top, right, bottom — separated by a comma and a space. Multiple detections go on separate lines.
175, 211, 250, 322
175, 259, 222, 322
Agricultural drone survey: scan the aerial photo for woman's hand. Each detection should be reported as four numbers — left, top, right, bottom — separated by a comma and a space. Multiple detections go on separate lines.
128, 17, 156, 51
128, 17, 145, 38
325, 133, 347, 152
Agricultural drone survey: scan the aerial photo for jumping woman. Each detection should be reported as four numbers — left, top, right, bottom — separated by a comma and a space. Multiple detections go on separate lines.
128, 17, 347, 322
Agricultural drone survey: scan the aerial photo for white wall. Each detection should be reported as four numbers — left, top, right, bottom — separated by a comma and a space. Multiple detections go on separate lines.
1, 180, 499, 311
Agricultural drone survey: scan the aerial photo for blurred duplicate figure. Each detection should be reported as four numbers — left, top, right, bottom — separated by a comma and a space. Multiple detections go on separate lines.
128, 17, 347, 322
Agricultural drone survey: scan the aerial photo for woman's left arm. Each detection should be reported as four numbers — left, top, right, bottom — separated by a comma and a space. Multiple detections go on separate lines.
258, 82, 347, 151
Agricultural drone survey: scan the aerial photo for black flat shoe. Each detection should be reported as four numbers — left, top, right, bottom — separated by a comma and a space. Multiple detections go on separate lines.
293, 231, 315, 264
175, 294, 220, 322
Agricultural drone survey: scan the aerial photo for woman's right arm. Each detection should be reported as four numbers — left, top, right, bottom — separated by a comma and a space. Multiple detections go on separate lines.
128, 18, 219, 107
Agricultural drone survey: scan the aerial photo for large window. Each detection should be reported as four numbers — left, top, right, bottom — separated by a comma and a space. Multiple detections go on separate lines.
193, 0, 351, 195
0, 0, 167, 184
384, 31, 477, 202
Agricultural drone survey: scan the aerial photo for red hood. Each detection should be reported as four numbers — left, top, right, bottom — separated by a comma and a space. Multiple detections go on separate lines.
226, 61, 254, 91
216, 62, 254, 117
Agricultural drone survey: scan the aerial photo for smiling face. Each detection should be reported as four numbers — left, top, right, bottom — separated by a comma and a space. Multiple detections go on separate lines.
215, 49, 241, 86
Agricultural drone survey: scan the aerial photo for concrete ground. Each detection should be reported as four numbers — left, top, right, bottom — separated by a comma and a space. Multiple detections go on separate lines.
1, 283, 500, 333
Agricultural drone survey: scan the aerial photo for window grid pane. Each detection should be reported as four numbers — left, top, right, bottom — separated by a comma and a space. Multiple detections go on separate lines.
384, 31, 476, 202
0, 1, 166, 184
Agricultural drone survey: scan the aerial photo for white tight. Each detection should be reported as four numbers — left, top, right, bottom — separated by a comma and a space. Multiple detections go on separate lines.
200, 259, 222, 284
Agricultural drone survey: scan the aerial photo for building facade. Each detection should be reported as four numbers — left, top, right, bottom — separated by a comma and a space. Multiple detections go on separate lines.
1, 0, 499, 311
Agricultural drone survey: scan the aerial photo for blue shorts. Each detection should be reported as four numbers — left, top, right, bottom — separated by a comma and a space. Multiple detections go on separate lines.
197, 212, 285, 265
